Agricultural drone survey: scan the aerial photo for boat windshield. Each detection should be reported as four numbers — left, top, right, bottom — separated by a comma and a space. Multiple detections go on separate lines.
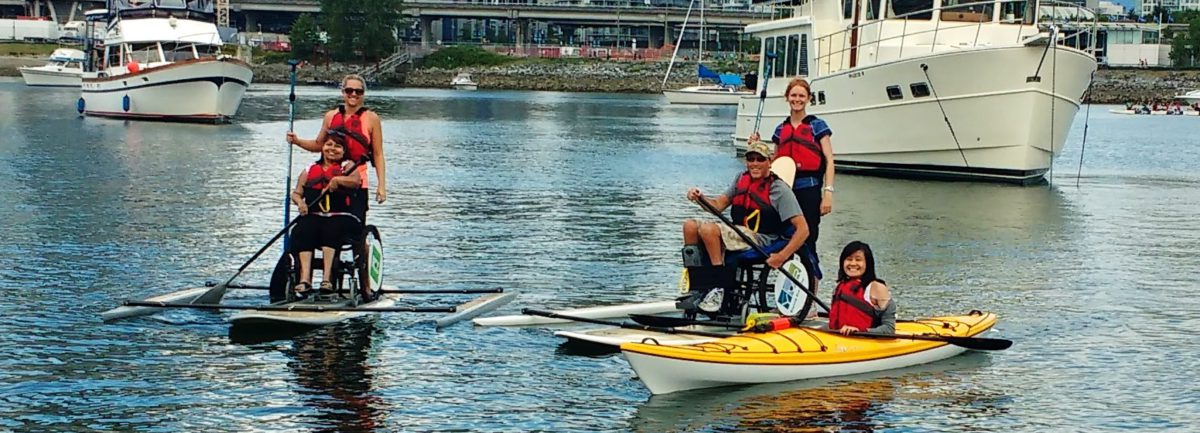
162, 43, 221, 61
128, 43, 161, 64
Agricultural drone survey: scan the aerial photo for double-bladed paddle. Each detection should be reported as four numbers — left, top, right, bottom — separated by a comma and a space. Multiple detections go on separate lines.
522, 309, 734, 339
607, 313, 1012, 351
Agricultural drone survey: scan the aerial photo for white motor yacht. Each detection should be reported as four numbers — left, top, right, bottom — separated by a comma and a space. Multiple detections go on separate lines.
19, 48, 86, 87
78, 0, 253, 123
451, 72, 478, 90
1175, 90, 1200, 105
733, 0, 1098, 184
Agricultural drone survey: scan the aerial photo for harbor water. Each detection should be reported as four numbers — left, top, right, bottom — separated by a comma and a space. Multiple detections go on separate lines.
0, 78, 1196, 432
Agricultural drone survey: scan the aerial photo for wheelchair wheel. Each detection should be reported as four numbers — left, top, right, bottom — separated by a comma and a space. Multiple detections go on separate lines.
356, 225, 383, 302
773, 255, 818, 320
270, 251, 297, 303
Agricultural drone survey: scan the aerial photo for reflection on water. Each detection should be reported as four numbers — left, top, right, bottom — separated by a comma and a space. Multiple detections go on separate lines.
1, 79, 1198, 431
632, 353, 994, 432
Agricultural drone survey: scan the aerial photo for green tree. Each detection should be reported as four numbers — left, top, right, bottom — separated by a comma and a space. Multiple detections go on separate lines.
319, 0, 402, 62
1168, 14, 1200, 67
289, 13, 320, 61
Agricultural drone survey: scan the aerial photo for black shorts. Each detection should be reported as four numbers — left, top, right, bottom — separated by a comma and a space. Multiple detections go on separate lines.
291, 214, 361, 252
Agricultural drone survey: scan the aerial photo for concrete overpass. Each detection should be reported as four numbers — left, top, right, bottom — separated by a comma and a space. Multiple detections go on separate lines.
12, 0, 771, 48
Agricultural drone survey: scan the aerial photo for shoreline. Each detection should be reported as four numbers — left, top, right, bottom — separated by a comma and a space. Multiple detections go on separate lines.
4, 55, 1198, 103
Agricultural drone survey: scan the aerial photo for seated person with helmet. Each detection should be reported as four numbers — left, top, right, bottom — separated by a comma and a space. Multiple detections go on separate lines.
679, 141, 810, 315
288, 128, 364, 298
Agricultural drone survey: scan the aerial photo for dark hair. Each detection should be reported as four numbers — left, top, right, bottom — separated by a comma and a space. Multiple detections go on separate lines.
837, 241, 879, 285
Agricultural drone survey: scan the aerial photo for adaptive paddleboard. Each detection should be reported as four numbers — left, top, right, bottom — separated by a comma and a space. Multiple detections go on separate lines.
226, 290, 401, 328
435, 291, 518, 329
473, 300, 680, 327
101, 286, 212, 322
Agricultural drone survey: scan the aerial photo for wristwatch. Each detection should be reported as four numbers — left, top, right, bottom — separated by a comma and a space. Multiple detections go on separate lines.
823, 186, 835, 193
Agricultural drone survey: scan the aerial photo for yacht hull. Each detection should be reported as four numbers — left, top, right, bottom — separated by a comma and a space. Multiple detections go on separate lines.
665, 86, 753, 105
20, 66, 82, 87
80, 57, 253, 123
735, 46, 1096, 184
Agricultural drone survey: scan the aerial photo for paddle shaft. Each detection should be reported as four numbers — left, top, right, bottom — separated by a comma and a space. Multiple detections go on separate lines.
204, 282, 504, 295
751, 52, 777, 135
284, 59, 299, 248
125, 300, 455, 313
522, 309, 732, 339
628, 313, 743, 330
694, 197, 832, 314
851, 331, 1013, 351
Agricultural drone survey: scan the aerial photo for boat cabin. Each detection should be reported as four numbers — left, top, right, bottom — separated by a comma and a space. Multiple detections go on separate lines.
747, 0, 1095, 82
83, 0, 224, 76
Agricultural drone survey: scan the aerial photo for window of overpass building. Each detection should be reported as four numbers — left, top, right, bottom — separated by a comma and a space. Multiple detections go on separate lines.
888, 0, 933, 19
786, 34, 799, 76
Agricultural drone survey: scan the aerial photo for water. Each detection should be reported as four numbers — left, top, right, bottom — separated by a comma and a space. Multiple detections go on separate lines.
0, 78, 1197, 432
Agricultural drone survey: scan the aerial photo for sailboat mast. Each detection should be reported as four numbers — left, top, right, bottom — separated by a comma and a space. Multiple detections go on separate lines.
698, 0, 705, 86
661, 0, 697, 89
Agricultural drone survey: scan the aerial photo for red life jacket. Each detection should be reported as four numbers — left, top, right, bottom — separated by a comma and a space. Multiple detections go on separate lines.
828, 278, 878, 331
730, 172, 784, 236
302, 162, 353, 214
774, 116, 826, 178
329, 105, 372, 167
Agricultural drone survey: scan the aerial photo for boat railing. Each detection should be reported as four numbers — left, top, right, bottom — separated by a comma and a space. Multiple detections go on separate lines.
812, 0, 1097, 75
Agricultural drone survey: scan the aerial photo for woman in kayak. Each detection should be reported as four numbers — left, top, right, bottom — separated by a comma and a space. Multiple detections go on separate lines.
289, 128, 363, 297
824, 241, 895, 335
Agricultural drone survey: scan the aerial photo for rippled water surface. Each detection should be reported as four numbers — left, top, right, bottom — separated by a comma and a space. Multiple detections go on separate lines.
0, 79, 1197, 432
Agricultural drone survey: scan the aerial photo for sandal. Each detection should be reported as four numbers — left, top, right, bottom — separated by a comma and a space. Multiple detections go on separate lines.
293, 282, 313, 299
319, 281, 335, 294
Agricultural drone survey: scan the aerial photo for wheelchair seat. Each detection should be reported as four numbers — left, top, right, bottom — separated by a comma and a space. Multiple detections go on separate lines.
680, 238, 816, 322
270, 224, 384, 306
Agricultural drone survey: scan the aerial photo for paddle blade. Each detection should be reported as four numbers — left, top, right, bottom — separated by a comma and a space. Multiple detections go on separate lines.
773, 256, 808, 316
191, 284, 228, 305
771, 156, 796, 188
946, 336, 1013, 351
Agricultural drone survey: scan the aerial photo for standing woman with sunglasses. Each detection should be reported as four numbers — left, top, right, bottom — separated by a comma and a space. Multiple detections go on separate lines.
748, 78, 834, 300
287, 74, 387, 223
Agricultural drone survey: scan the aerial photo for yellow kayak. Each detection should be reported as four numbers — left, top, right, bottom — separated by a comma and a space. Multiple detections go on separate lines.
621, 311, 999, 394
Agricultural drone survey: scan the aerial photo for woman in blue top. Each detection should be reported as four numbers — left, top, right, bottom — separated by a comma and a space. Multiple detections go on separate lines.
749, 77, 835, 300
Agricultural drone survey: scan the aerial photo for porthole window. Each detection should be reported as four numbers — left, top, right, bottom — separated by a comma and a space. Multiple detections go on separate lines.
910, 82, 931, 97
886, 85, 903, 100
818, 91, 826, 104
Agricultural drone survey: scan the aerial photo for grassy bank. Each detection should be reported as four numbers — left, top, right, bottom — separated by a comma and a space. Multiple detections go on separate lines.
0, 43, 68, 57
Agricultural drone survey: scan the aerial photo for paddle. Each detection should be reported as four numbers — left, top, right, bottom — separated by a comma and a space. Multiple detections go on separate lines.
203, 281, 505, 295
191, 158, 366, 305
522, 309, 733, 339
693, 196, 832, 314
751, 51, 777, 137
850, 331, 1013, 351
282, 59, 299, 249
628, 313, 743, 329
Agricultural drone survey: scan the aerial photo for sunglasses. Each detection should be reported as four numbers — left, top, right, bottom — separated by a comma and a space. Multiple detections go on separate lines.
745, 154, 769, 162
342, 87, 365, 96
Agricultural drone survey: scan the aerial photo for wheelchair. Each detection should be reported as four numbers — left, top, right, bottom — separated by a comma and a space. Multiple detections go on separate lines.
678, 241, 817, 324
269, 224, 384, 307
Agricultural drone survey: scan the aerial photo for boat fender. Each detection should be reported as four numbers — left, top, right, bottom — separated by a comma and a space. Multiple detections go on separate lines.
122, 95, 130, 112
76, 97, 85, 114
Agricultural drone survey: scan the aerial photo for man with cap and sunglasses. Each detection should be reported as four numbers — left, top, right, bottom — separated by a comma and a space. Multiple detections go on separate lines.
682, 141, 809, 270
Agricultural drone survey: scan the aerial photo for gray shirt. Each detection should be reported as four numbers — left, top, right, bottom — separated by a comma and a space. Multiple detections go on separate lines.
723, 175, 804, 239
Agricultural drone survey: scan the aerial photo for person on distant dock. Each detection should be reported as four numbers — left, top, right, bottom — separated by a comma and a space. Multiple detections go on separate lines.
821, 241, 895, 335
289, 128, 364, 297
287, 74, 387, 223
748, 77, 835, 298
